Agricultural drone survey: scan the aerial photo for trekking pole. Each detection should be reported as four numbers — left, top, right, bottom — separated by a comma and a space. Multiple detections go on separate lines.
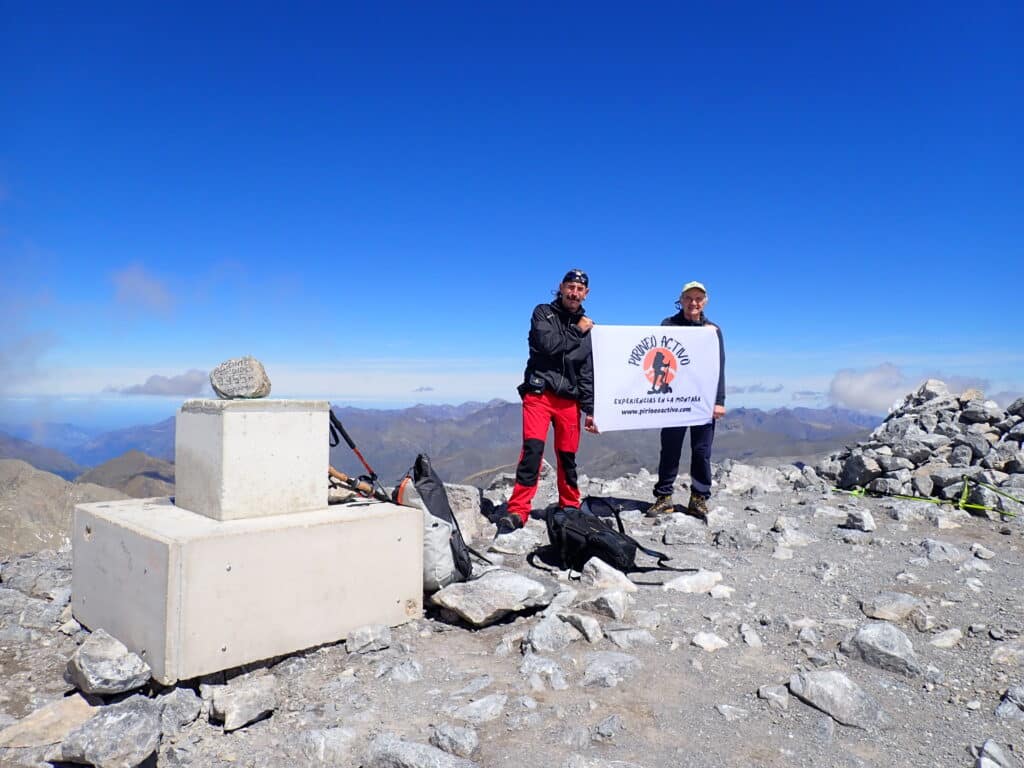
328, 466, 391, 502
328, 408, 389, 500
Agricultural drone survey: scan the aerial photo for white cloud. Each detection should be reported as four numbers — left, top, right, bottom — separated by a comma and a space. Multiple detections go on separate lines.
0, 331, 58, 395
119, 369, 210, 396
112, 264, 173, 313
828, 364, 993, 414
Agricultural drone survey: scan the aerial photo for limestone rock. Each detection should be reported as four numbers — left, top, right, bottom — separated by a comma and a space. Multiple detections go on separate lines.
788, 670, 891, 729
578, 590, 631, 620
65, 628, 151, 695
860, 592, 923, 622
443, 483, 483, 540
692, 632, 729, 652
840, 455, 882, 488
558, 612, 603, 643
453, 694, 507, 725
210, 675, 276, 731
581, 652, 642, 688
580, 557, 638, 593
758, 684, 789, 710
488, 526, 543, 555
844, 510, 876, 532
928, 628, 963, 649
367, 733, 479, 767
57, 695, 162, 768
605, 628, 656, 650
842, 622, 921, 676
994, 686, 1024, 721
157, 687, 202, 735
377, 658, 424, 683
523, 615, 583, 653
519, 654, 569, 691
990, 641, 1024, 666
922, 539, 966, 564
282, 727, 359, 764
663, 569, 722, 594
210, 355, 271, 399
347, 624, 392, 654
0, 693, 96, 749
431, 569, 551, 627
662, 518, 707, 545
713, 526, 764, 549
430, 723, 480, 758
974, 738, 1016, 768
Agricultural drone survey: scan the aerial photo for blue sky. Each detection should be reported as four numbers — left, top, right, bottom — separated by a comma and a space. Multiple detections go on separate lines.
2, 3, 1021, 429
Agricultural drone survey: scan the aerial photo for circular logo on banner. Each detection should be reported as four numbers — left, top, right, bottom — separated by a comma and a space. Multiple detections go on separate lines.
643, 347, 678, 394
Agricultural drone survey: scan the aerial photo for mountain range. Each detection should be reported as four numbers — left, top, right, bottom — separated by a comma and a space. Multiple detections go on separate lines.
0, 401, 877, 490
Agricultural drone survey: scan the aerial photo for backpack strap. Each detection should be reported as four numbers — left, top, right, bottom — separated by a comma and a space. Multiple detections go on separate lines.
584, 495, 697, 574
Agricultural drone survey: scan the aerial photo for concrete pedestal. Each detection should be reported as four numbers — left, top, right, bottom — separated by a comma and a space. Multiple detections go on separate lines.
175, 399, 329, 521
72, 498, 422, 685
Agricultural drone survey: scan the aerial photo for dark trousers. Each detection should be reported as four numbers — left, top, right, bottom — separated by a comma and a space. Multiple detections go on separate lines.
507, 391, 582, 521
654, 422, 715, 498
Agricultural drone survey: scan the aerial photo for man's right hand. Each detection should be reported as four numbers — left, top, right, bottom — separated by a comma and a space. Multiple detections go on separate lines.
576, 317, 594, 334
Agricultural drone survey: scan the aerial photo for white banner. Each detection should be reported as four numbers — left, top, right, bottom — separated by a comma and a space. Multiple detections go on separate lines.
591, 325, 720, 432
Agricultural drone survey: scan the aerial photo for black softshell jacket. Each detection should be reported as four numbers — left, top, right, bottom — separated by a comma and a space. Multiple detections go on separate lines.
518, 300, 595, 415
660, 311, 726, 407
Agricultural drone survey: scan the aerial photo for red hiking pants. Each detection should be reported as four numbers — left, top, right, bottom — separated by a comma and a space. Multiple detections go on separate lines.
506, 391, 582, 522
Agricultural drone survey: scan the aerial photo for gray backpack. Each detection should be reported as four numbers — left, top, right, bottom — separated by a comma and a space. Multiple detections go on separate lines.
393, 454, 482, 592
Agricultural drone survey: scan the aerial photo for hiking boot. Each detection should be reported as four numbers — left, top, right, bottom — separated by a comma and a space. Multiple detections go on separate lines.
496, 512, 525, 535
687, 492, 709, 520
645, 495, 675, 517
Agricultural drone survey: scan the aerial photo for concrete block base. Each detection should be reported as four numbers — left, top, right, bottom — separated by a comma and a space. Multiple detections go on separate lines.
72, 498, 422, 685
175, 399, 330, 521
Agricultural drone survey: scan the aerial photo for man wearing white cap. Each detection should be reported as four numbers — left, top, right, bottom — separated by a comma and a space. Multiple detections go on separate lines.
646, 280, 726, 520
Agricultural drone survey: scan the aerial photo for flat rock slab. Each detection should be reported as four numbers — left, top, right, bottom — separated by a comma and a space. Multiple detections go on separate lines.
210, 355, 271, 399
488, 526, 544, 555
453, 694, 507, 725
991, 641, 1024, 666
56, 695, 162, 768
524, 615, 583, 653
0, 694, 97, 749
367, 732, 480, 767
842, 622, 921, 676
211, 675, 277, 731
430, 724, 480, 759
692, 632, 729, 652
65, 628, 151, 695
788, 670, 891, 729
929, 628, 963, 649
860, 592, 923, 622
347, 624, 392, 654
663, 569, 722, 594
578, 590, 631, 620
580, 558, 637, 593
581, 652, 642, 688
432, 569, 551, 627
158, 687, 202, 735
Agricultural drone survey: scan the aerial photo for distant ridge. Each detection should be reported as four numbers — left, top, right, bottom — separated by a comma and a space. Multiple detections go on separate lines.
0, 430, 83, 480
76, 450, 175, 498
71, 416, 175, 466
0, 459, 128, 558
3, 402, 877, 488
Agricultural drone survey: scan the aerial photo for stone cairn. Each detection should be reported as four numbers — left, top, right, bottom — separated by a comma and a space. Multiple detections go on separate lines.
209, 356, 272, 399
817, 379, 1024, 517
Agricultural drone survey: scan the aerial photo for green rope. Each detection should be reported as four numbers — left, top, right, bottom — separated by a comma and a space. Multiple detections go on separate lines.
833, 474, 1019, 519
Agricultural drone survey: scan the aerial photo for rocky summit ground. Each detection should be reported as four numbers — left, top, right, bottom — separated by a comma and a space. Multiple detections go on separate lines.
1, 382, 1023, 768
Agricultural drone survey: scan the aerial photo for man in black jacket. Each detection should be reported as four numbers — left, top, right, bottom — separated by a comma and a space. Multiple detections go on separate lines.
647, 280, 726, 520
498, 269, 598, 534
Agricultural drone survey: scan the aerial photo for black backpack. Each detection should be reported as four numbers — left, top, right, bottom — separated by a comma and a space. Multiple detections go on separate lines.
545, 496, 690, 573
